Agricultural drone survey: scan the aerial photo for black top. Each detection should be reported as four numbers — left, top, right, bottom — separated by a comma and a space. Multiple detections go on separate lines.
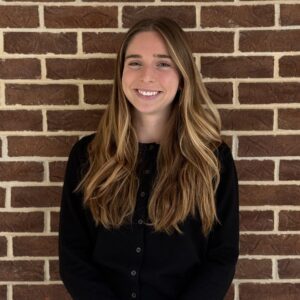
59, 134, 239, 300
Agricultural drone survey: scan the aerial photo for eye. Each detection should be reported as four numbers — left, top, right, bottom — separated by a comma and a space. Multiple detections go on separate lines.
127, 61, 142, 68
157, 61, 172, 68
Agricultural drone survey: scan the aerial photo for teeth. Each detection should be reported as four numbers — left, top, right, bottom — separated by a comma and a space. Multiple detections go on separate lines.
138, 89, 159, 96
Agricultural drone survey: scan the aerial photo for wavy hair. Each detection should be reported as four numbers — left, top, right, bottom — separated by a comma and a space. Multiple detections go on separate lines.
76, 17, 222, 236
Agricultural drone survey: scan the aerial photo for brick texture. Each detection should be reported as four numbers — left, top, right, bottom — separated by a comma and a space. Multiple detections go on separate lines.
13, 236, 58, 256
46, 58, 115, 80
279, 160, 300, 180
0, 110, 42, 131
278, 259, 300, 279
11, 186, 62, 207
13, 284, 72, 300
5, 84, 79, 105
44, 6, 118, 28
201, 5, 274, 28
0, 6, 39, 28
0, 1, 299, 299
239, 283, 300, 300
4, 32, 77, 54
236, 259, 272, 279
201, 56, 273, 78
0, 59, 40, 79
0, 212, 44, 232
0, 261, 44, 281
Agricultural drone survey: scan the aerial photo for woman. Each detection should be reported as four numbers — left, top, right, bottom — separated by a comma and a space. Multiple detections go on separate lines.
59, 17, 239, 300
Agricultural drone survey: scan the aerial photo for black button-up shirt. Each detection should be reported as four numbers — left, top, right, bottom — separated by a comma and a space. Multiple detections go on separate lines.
59, 134, 239, 300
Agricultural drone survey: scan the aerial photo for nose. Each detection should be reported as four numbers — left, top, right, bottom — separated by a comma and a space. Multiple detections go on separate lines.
140, 65, 155, 83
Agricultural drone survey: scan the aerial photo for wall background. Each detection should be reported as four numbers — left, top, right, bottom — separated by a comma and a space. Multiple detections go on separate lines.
0, 0, 299, 299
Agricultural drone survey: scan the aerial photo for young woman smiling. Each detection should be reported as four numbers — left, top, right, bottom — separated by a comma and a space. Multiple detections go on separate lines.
59, 17, 239, 300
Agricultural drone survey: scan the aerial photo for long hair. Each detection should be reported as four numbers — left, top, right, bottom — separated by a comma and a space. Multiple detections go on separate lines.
76, 17, 222, 236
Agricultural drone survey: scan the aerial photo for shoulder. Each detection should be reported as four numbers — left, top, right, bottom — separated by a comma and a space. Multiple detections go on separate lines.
69, 133, 95, 160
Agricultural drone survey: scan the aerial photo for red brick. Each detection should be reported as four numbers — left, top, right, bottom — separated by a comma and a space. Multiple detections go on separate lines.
0, 110, 42, 131
240, 185, 300, 206
8, 136, 78, 157
5, 0, 73, 1
279, 56, 300, 77
49, 260, 60, 281
122, 6, 196, 28
201, 56, 273, 78
49, 161, 67, 182
11, 186, 62, 207
51, 211, 59, 232
0, 261, 44, 281
6, 84, 79, 105
278, 259, 300, 279
45, 6, 117, 28
240, 234, 300, 255
240, 283, 300, 300
47, 110, 102, 131
0, 59, 40, 79
281, 4, 300, 26
0, 237, 7, 256
46, 58, 115, 80
205, 82, 233, 104
240, 210, 274, 231
220, 109, 273, 131
83, 32, 125, 53
185, 32, 234, 53
240, 30, 300, 52
4, 32, 77, 54
279, 211, 300, 231
13, 236, 58, 256
161, 0, 233, 1
13, 284, 71, 300
84, 84, 112, 105
278, 109, 300, 130
0, 286, 6, 299
0, 188, 5, 207
201, 5, 274, 28
235, 160, 274, 181
238, 135, 300, 157
236, 258, 272, 279
280, 160, 300, 180
0, 6, 39, 28
239, 82, 300, 104
0, 212, 44, 232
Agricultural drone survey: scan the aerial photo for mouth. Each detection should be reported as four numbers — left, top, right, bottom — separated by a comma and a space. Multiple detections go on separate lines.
135, 89, 162, 98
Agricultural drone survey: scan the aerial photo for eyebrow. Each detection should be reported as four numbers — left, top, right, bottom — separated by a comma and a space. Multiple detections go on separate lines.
125, 54, 172, 60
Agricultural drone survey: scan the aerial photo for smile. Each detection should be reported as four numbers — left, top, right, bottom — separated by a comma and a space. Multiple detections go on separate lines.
137, 89, 160, 96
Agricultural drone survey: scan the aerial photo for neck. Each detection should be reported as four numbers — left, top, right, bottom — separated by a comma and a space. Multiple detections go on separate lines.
133, 112, 169, 144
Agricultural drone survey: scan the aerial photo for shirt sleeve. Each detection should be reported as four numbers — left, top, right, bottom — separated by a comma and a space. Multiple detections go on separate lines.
178, 143, 239, 300
59, 137, 119, 300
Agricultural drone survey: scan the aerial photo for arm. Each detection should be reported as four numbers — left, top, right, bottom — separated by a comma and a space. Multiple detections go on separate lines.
179, 143, 239, 300
59, 138, 119, 300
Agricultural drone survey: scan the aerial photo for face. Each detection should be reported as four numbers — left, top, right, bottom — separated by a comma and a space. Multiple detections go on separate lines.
122, 31, 180, 121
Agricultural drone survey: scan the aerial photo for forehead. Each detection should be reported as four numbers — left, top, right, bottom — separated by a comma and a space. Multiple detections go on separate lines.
125, 31, 170, 55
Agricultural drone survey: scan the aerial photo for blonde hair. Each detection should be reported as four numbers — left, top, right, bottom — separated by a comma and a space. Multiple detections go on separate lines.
76, 17, 222, 236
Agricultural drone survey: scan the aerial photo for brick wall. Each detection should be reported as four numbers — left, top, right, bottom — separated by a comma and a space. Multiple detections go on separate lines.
0, 0, 299, 299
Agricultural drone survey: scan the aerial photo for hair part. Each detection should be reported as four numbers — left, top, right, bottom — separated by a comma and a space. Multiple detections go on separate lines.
75, 17, 222, 237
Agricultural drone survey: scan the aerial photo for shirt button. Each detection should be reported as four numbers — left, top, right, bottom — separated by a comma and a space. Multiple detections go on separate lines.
140, 191, 145, 197
131, 292, 137, 298
144, 169, 151, 174
149, 145, 154, 150
131, 270, 137, 276
138, 219, 143, 225
136, 247, 142, 253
